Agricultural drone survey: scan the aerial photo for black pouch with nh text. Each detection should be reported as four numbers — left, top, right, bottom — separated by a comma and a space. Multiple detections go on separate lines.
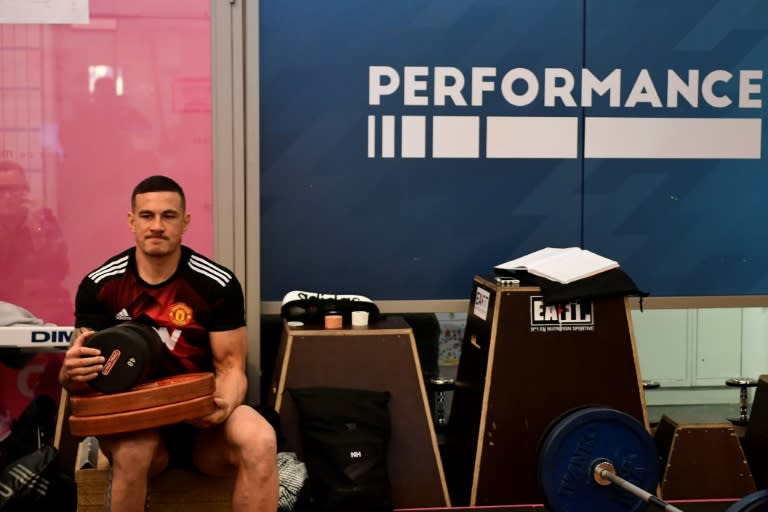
288, 387, 392, 512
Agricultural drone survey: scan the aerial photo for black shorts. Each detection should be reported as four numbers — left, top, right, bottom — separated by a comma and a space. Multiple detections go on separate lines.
159, 422, 201, 469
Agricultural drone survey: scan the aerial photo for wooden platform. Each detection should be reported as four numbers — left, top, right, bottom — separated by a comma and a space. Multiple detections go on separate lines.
655, 416, 755, 500
269, 315, 450, 509
75, 448, 233, 512
442, 276, 647, 506
393, 501, 743, 512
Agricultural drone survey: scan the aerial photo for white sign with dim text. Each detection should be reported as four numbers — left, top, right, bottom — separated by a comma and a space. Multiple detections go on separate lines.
0, 326, 74, 348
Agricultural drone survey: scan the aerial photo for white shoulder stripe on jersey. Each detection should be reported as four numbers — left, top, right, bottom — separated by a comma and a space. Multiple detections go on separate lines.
88, 256, 129, 280
188, 258, 229, 287
88, 255, 129, 279
91, 267, 128, 284
90, 262, 128, 282
189, 255, 232, 282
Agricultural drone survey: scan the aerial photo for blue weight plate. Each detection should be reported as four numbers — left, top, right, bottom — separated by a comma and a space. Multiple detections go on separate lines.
726, 489, 768, 512
537, 406, 659, 512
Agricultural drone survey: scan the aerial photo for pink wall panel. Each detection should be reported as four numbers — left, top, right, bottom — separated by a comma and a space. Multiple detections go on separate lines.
0, 1, 213, 326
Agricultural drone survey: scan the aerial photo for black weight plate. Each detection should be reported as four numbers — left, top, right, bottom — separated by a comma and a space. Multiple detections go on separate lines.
726, 489, 768, 512
84, 321, 164, 394
537, 406, 659, 512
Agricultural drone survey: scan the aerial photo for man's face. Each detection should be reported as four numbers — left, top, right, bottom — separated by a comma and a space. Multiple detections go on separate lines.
128, 191, 189, 258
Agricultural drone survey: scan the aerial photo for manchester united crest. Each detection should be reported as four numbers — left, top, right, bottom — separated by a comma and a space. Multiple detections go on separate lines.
169, 302, 193, 327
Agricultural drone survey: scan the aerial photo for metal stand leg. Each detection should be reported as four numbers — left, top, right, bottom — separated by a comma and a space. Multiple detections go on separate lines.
726, 377, 757, 426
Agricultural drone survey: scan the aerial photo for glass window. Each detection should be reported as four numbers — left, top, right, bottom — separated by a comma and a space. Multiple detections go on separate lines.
0, 1, 213, 325
0, 1, 214, 440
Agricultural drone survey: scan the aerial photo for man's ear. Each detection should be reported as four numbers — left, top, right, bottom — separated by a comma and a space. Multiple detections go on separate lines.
128, 211, 135, 232
183, 212, 190, 233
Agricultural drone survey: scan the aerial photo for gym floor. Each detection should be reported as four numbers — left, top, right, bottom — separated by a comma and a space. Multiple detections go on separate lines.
393, 499, 741, 511
647, 403, 740, 426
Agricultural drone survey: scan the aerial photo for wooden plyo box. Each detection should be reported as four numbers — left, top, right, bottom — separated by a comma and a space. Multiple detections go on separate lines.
269, 315, 450, 509
655, 416, 756, 500
743, 374, 768, 488
75, 445, 233, 512
442, 276, 648, 506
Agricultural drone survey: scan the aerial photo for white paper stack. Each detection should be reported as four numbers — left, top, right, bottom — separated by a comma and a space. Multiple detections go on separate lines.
494, 247, 619, 284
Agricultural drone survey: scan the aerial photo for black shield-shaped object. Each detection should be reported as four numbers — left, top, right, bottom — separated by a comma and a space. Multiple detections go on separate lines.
84, 322, 164, 394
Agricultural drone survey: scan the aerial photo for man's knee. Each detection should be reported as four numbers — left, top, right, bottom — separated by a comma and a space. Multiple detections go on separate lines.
230, 406, 278, 462
101, 430, 168, 475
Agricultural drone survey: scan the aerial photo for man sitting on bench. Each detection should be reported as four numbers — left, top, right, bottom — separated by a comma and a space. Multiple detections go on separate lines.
58, 175, 279, 512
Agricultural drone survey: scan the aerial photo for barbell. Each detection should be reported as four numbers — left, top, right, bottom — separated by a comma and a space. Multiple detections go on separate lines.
536, 406, 768, 512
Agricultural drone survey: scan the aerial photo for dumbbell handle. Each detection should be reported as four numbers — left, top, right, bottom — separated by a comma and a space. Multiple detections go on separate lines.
593, 462, 684, 512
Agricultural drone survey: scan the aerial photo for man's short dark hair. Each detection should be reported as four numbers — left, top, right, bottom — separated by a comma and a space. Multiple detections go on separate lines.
131, 175, 186, 211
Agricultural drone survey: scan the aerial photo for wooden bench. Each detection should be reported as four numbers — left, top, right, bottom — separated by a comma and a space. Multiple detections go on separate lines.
56, 389, 234, 512
75, 445, 234, 512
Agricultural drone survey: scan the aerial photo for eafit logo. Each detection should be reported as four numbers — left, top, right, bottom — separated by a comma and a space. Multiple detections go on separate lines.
529, 296, 594, 333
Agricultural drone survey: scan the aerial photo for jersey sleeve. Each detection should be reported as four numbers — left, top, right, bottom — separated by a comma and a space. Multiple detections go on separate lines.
74, 276, 113, 331
208, 274, 246, 332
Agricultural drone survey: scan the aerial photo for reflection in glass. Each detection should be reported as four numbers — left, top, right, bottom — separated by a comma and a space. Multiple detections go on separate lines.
0, 2, 213, 441
0, 160, 71, 322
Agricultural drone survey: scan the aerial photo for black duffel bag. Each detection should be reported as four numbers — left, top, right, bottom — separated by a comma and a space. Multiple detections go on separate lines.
289, 387, 392, 512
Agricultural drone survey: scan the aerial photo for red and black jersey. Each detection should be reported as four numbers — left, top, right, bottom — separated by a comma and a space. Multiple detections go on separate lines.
75, 245, 245, 374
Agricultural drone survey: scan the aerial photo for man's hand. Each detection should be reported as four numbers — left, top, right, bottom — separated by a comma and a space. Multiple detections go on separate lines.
187, 395, 233, 428
58, 328, 105, 394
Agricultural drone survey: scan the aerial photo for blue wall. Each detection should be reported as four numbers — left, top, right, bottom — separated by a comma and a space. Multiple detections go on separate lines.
260, 0, 768, 300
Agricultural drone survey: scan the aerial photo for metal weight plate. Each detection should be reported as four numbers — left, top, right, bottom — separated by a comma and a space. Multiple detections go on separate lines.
69, 394, 215, 436
726, 489, 768, 512
537, 406, 659, 512
535, 404, 595, 476
69, 372, 215, 416
84, 322, 165, 394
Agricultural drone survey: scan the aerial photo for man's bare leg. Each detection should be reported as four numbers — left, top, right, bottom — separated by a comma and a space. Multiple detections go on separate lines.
99, 429, 168, 512
193, 405, 279, 512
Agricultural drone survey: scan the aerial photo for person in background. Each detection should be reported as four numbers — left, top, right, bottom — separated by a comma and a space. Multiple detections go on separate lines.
0, 160, 71, 321
0, 160, 71, 445
58, 175, 278, 512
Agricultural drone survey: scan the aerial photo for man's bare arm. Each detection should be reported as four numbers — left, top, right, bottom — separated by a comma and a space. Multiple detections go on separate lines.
189, 326, 248, 427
